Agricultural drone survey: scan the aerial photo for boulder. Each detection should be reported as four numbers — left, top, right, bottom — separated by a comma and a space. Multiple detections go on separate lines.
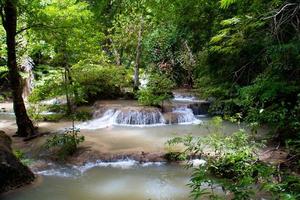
0, 131, 34, 193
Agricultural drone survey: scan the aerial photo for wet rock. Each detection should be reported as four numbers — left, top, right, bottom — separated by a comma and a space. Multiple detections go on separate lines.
0, 131, 35, 193
188, 102, 210, 115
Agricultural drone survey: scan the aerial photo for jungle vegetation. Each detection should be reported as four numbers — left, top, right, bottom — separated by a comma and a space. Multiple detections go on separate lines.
0, 0, 299, 199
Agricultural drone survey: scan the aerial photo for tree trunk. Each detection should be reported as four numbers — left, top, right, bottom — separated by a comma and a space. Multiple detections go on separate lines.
2, 1, 35, 137
109, 38, 121, 66
60, 40, 74, 115
133, 17, 144, 91
183, 40, 196, 87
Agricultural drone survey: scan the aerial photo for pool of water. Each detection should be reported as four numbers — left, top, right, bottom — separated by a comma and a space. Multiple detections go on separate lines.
2, 163, 191, 200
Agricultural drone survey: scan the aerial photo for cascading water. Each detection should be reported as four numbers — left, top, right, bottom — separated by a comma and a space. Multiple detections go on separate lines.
78, 108, 166, 130
171, 107, 202, 125
114, 109, 165, 125
172, 92, 200, 102
78, 109, 117, 129
21, 57, 34, 99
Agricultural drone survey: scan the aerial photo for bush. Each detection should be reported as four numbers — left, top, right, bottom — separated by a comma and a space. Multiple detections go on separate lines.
27, 103, 48, 122
45, 127, 84, 160
137, 72, 175, 106
28, 68, 64, 103
72, 63, 132, 103
13, 149, 33, 166
166, 117, 300, 199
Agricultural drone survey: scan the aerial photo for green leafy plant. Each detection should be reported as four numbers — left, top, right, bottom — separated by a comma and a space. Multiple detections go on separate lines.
138, 72, 175, 106
166, 117, 274, 199
28, 103, 47, 122
72, 63, 132, 103
45, 127, 84, 160
13, 149, 33, 166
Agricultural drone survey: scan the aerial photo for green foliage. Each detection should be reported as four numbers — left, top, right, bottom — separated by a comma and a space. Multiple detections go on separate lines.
27, 103, 47, 122
166, 117, 300, 199
72, 63, 132, 103
0, 66, 8, 77
220, 0, 239, 9
45, 127, 84, 160
238, 76, 300, 141
191, 0, 300, 158
13, 149, 33, 166
137, 72, 175, 106
27, 0, 103, 65
28, 67, 64, 103
70, 111, 92, 121
264, 174, 300, 200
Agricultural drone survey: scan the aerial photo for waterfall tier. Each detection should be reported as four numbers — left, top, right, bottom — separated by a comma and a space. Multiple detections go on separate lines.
172, 107, 200, 124
172, 92, 200, 102
114, 108, 165, 125
78, 107, 166, 129
78, 96, 207, 130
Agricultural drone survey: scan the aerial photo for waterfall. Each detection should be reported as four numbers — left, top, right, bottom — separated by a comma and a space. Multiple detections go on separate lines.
114, 109, 165, 125
172, 107, 201, 124
172, 92, 200, 102
78, 109, 117, 129
78, 108, 166, 130
21, 57, 34, 99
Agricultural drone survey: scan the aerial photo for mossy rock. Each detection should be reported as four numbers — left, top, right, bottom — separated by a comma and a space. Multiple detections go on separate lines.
0, 131, 35, 193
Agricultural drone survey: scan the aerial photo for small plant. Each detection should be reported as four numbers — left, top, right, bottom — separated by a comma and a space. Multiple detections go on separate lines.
13, 149, 33, 166
28, 103, 47, 123
45, 127, 84, 160
0, 95, 4, 102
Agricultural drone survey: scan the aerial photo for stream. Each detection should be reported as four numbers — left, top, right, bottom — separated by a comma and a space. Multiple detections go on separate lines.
0, 93, 267, 200
3, 162, 191, 200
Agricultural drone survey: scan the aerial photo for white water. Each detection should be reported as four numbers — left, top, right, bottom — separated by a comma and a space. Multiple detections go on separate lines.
78, 109, 166, 130
41, 97, 67, 105
172, 93, 200, 102
78, 106, 203, 130
172, 107, 202, 125
36, 159, 166, 177
114, 110, 166, 126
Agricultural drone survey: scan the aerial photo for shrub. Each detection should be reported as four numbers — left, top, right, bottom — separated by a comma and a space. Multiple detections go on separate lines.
13, 150, 33, 166
28, 68, 64, 103
45, 127, 84, 160
138, 72, 175, 106
72, 63, 132, 103
166, 117, 300, 199
27, 103, 47, 122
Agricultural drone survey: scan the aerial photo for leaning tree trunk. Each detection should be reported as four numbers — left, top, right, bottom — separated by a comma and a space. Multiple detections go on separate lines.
2, 1, 35, 137
133, 17, 144, 91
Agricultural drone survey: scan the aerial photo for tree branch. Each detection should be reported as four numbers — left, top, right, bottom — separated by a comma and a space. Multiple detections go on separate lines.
15, 23, 77, 35
15, 23, 46, 35
264, 3, 297, 20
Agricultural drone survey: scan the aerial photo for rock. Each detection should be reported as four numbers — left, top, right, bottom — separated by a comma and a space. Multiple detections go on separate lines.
163, 112, 180, 124
0, 130, 35, 193
188, 102, 210, 115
